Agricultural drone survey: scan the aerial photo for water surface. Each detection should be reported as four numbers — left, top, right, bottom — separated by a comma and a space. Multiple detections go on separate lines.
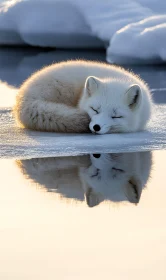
0, 151, 166, 279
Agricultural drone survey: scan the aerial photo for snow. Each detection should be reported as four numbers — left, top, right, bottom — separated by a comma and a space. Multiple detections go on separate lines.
107, 15, 166, 64
0, 102, 166, 159
0, 0, 166, 63
0, 0, 103, 48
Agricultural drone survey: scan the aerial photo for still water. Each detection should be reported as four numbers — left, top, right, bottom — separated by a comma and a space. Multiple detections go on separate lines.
0, 150, 166, 279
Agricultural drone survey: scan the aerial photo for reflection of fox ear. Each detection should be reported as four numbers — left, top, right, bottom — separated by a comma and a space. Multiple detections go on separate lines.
125, 177, 142, 204
85, 187, 103, 208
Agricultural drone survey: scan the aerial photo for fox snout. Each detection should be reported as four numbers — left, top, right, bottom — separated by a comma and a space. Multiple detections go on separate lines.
89, 122, 101, 134
89, 112, 112, 134
92, 124, 101, 133
89, 122, 111, 134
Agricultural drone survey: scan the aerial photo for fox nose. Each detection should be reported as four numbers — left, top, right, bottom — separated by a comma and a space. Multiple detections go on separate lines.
93, 124, 100, 132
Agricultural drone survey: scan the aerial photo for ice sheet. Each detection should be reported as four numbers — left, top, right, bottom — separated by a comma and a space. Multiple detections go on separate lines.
0, 103, 166, 159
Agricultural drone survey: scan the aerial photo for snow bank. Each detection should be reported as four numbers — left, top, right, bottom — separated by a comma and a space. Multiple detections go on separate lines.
0, 0, 103, 48
0, 104, 166, 159
107, 15, 166, 64
0, 0, 166, 63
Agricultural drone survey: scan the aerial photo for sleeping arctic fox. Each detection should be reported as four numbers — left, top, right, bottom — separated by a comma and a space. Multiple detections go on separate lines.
14, 60, 152, 134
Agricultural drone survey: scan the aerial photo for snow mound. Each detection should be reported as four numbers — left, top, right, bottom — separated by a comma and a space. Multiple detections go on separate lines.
107, 15, 166, 64
0, 0, 166, 63
0, 0, 103, 48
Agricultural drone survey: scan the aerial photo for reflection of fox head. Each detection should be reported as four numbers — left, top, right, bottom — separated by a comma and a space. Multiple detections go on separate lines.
79, 152, 152, 207
79, 76, 152, 134
17, 151, 152, 208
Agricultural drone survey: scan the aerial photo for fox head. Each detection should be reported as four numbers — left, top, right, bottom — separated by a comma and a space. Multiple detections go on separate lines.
79, 76, 144, 134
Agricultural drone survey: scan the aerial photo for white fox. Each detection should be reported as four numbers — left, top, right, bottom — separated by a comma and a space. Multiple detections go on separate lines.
14, 60, 152, 134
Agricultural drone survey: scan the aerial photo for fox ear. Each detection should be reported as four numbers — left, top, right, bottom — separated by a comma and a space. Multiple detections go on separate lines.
125, 177, 142, 204
85, 76, 101, 96
126, 84, 142, 109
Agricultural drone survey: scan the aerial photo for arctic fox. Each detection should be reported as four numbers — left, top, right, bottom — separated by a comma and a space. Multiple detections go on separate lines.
14, 60, 152, 134
17, 151, 152, 207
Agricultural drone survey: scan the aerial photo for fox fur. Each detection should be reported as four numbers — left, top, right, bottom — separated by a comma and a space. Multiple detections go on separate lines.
14, 60, 152, 134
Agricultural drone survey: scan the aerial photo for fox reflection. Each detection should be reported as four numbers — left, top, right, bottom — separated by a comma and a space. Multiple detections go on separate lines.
17, 152, 152, 207
80, 152, 152, 207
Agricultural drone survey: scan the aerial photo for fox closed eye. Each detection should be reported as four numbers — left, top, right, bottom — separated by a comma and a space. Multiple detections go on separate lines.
90, 107, 99, 114
112, 116, 123, 119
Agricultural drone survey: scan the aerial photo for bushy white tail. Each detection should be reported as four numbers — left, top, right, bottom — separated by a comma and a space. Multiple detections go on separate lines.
14, 100, 90, 133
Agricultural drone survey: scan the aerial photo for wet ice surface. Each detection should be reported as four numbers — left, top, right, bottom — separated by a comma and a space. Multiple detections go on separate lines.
0, 150, 166, 279
0, 48, 166, 158
0, 104, 166, 158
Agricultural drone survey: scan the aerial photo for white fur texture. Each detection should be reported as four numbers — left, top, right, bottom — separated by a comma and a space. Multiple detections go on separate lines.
14, 60, 152, 134
17, 151, 152, 207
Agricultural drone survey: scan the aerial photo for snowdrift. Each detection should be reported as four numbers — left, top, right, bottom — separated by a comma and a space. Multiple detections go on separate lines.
0, 0, 166, 64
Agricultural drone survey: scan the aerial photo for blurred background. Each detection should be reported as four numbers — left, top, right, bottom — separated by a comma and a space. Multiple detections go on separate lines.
0, 0, 166, 65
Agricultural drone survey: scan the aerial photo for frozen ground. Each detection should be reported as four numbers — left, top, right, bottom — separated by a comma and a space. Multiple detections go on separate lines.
0, 0, 166, 63
0, 48, 166, 159
0, 104, 166, 159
